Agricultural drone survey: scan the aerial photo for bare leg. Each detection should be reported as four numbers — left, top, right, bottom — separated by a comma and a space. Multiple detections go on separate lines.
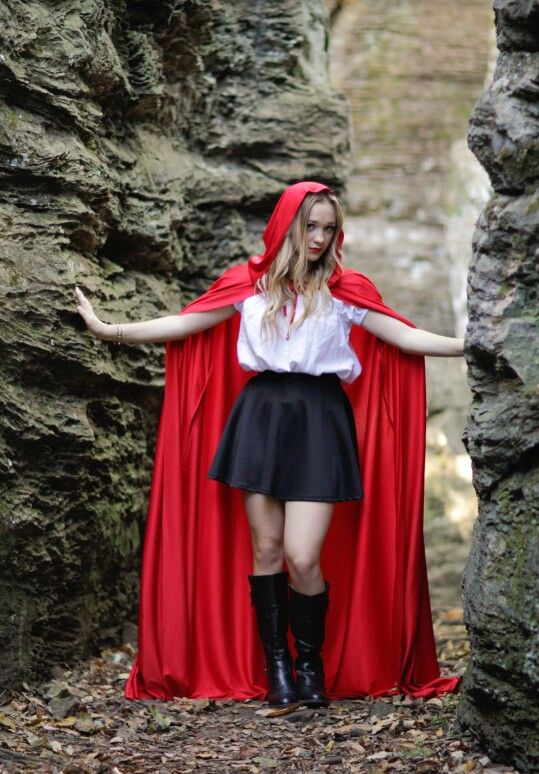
284, 500, 333, 707
243, 491, 297, 707
242, 491, 285, 575
284, 501, 334, 594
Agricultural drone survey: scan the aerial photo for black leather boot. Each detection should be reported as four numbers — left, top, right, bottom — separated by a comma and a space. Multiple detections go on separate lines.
289, 581, 330, 707
248, 571, 298, 707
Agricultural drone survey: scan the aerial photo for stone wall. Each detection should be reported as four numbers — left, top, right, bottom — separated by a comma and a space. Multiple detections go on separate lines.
457, 1, 539, 771
0, 0, 350, 692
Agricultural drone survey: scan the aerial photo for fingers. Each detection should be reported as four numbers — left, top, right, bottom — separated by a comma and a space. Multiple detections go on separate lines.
75, 286, 94, 314
75, 286, 88, 306
74, 286, 101, 335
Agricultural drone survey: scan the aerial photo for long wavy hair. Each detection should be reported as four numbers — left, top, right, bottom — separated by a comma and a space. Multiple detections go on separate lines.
256, 190, 344, 340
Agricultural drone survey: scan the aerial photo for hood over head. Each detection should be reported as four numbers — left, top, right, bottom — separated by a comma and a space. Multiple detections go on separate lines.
247, 181, 345, 286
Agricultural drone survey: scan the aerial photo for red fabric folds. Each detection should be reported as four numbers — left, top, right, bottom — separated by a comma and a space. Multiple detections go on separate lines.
125, 182, 461, 702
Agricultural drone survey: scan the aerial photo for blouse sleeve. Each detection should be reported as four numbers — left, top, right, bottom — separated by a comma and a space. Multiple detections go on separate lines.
338, 301, 369, 327
233, 300, 244, 312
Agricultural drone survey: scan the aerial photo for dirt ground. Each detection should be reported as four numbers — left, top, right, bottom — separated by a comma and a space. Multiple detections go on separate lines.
0, 608, 520, 774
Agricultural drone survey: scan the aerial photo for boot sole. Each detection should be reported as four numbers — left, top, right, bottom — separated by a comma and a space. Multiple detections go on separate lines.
299, 698, 329, 708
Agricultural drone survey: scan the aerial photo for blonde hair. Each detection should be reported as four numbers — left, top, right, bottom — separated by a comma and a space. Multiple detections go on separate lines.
256, 191, 344, 340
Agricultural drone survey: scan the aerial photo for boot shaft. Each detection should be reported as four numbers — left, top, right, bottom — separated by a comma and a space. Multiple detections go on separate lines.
289, 581, 330, 707
247, 571, 298, 707
248, 571, 290, 651
289, 582, 330, 652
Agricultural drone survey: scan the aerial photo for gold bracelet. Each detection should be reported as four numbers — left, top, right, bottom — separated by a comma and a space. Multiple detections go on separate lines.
115, 324, 124, 345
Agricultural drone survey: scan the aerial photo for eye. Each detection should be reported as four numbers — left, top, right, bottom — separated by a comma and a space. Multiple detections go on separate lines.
307, 223, 315, 230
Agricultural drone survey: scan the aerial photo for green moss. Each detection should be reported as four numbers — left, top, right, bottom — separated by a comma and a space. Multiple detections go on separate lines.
0, 104, 20, 131
524, 196, 539, 214
492, 483, 533, 622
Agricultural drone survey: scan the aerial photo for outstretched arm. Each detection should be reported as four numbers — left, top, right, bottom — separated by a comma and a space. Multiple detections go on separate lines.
75, 286, 236, 344
361, 310, 464, 357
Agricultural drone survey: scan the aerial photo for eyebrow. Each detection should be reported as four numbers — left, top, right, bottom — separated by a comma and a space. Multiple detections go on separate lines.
308, 219, 336, 226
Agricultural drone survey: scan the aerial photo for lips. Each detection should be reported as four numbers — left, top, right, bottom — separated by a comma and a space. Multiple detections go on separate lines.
309, 247, 322, 252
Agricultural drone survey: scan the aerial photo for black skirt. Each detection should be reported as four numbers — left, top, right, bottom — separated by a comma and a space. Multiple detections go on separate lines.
207, 370, 364, 502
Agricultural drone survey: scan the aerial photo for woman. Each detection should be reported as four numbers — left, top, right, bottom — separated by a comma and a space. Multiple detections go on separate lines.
76, 181, 463, 709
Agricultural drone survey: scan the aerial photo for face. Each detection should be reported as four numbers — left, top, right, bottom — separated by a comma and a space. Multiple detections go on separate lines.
305, 200, 337, 262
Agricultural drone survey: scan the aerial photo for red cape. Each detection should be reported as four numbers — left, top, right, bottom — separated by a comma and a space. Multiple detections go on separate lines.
125, 182, 461, 701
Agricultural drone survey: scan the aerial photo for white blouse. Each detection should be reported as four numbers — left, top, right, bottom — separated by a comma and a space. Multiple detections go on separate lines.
233, 292, 369, 384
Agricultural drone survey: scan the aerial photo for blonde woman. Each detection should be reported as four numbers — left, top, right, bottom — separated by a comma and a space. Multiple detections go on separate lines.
76, 181, 463, 710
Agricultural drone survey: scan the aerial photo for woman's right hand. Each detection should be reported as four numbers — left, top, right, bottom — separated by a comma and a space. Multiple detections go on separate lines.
75, 286, 113, 341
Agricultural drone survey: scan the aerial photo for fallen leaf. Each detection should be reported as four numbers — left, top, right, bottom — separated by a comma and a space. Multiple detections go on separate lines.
74, 717, 97, 735
0, 713, 16, 732
289, 746, 305, 755
192, 699, 215, 714
356, 722, 374, 732
366, 750, 391, 760
371, 720, 392, 735
23, 694, 47, 708
253, 757, 279, 769
25, 731, 45, 749
55, 716, 78, 728
254, 704, 300, 718
403, 695, 424, 706
239, 745, 262, 759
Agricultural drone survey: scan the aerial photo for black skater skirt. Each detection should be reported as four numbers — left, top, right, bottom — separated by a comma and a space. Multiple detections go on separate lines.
207, 370, 364, 502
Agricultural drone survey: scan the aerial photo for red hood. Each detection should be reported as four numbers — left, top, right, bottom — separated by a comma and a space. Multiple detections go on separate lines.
247, 180, 344, 285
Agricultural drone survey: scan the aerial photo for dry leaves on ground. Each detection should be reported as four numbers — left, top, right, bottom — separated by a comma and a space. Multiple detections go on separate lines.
0, 608, 521, 774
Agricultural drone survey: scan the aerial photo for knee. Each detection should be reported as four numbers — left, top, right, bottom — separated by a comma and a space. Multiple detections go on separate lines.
253, 538, 284, 571
285, 552, 319, 582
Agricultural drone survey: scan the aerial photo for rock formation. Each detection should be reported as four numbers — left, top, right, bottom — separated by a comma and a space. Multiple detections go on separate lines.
0, 0, 350, 691
457, 1, 539, 770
